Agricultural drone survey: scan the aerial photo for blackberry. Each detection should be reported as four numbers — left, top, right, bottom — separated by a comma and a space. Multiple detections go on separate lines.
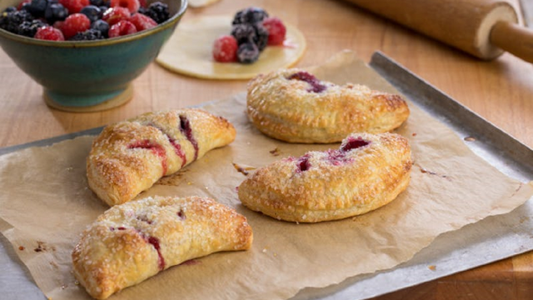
17, 19, 46, 37
141, 2, 169, 24
22, 0, 48, 18
80, 5, 102, 23
4, 7, 17, 13
230, 23, 256, 45
232, 7, 268, 25
253, 23, 269, 51
91, 19, 109, 37
70, 29, 104, 40
44, 3, 68, 23
237, 42, 259, 64
0, 10, 34, 34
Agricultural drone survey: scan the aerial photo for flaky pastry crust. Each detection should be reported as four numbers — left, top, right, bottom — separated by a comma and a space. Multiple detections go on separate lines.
86, 109, 236, 206
238, 133, 412, 222
246, 69, 410, 143
72, 196, 253, 299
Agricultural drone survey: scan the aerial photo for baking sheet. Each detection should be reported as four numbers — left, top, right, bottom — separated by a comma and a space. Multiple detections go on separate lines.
0, 51, 528, 299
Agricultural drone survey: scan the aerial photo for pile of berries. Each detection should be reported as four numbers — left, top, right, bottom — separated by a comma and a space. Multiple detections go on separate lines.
0, 0, 170, 41
212, 7, 287, 64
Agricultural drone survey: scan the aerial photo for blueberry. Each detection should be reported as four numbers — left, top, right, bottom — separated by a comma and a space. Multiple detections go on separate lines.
44, 3, 68, 23
22, 0, 48, 18
91, 19, 109, 37
80, 5, 102, 23
237, 42, 259, 64
89, 0, 105, 6
231, 23, 256, 45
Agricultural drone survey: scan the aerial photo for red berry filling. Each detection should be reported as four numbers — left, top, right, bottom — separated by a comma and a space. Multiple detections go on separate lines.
61, 13, 91, 39
108, 20, 137, 38
288, 71, 327, 93
128, 139, 168, 175
340, 137, 370, 152
296, 154, 311, 172
34, 26, 65, 41
147, 123, 187, 168
177, 210, 186, 220
212, 35, 238, 63
146, 236, 165, 270
179, 115, 199, 161
263, 17, 286, 45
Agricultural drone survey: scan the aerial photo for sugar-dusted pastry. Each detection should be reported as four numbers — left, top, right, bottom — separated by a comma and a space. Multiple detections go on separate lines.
72, 196, 253, 300
246, 69, 410, 143
87, 109, 236, 206
238, 133, 412, 223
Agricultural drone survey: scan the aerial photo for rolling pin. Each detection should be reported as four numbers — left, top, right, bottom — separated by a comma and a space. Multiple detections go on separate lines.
344, 0, 533, 63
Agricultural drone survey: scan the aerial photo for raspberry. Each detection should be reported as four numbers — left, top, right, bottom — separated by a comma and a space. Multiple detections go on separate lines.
262, 17, 286, 45
34, 26, 65, 40
108, 20, 137, 37
53, 20, 64, 30
102, 6, 130, 26
129, 13, 156, 31
61, 13, 91, 39
59, 0, 90, 14
212, 35, 238, 63
110, 0, 140, 14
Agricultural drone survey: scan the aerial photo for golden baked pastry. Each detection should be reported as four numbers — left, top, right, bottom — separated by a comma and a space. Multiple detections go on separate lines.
72, 196, 253, 300
87, 109, 236, 206
246, 69, 410, 143
238, 132, 412, 222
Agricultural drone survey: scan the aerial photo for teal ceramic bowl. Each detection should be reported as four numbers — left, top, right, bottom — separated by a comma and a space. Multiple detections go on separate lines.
0, 0, 187, 111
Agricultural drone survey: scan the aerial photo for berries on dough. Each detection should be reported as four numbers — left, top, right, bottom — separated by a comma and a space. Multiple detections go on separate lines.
212, 35, 238, 63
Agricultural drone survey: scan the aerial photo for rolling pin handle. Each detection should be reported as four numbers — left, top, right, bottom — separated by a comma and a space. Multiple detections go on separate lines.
490, 21, 533, 63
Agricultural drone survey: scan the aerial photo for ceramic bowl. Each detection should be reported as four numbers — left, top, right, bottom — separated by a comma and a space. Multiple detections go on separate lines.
0, 0, 187, 112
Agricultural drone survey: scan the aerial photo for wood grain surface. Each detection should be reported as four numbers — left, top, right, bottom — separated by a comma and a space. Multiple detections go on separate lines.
0, 0, 532, 299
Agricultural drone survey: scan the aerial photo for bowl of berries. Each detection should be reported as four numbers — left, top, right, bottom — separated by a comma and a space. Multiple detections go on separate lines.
0, 0, 187, 111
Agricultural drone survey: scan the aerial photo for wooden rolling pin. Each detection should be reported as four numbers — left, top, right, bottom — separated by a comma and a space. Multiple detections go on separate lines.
344, 0, 533, 63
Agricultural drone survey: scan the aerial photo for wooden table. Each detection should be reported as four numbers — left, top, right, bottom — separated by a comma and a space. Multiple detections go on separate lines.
1, 0, 532, 299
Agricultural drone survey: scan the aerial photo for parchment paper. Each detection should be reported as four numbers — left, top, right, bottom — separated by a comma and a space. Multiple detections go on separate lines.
0, 51, 531, 300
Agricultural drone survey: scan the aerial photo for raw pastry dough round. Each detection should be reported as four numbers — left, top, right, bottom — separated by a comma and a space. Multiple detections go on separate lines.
156, 15, 307, 80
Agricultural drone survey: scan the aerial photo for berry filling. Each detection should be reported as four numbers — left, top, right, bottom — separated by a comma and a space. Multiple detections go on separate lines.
296, 154, 311, 172
146, 236, 165, 270
147, 123, 187, 168
177, 210, 186, 220
288, 71, 327, 93
179, 115, 199, 161
340, 137, 370, 152
128, 139, 168, 175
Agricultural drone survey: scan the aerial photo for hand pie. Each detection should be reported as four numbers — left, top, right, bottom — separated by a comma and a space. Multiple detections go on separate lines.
246, 69, 410, 143
72, 196, 253, 300
238, 133, 412, 223
87, 109, 236, 206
